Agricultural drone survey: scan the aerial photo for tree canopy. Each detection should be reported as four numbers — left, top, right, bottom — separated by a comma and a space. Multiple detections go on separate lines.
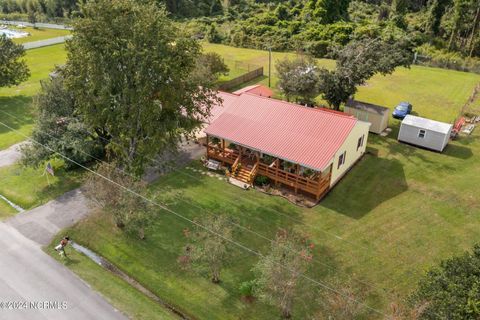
253, 229, 314, 319
276, 56, 321, 105
20, 73, 104, 169
181, 214, 234, 283
0, 35, 29, 88
318, 37, 412, 110
64, 0, 218, 176
2, 0, 480, 67
410, 244, 480, 319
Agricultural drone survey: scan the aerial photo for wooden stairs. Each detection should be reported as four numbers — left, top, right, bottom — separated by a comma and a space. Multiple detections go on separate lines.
228, 156, 259, 187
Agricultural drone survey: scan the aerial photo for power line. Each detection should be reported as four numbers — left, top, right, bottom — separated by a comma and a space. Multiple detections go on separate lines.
0, 109, 396, 296
0, 107, 419, 290
0, 119, 389, 318
0, 108, 393, 297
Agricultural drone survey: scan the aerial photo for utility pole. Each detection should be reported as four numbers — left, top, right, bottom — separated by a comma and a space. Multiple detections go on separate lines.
268, 47, 272, 88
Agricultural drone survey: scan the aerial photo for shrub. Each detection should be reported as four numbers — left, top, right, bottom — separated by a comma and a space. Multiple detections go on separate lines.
415, 44, 480, 74
211, 137, 221, 146
239, 280, 256, 298
255, 175, 270, 186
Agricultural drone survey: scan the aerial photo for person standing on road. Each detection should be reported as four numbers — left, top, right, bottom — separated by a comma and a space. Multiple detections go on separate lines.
54, 236, 70, 257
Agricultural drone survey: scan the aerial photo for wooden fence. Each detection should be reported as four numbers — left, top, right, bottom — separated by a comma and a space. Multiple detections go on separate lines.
219, 67, 264, 91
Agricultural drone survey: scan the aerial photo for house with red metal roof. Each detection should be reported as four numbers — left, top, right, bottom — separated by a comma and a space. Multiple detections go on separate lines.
205, 92, 370, 200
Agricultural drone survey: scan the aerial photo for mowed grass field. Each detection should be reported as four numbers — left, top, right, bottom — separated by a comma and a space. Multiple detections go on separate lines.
63, 126, 480, 318
203, 43, 480, 122
10, 27, 70, 44
0, 44, 67, 150
2, 42, 480, 318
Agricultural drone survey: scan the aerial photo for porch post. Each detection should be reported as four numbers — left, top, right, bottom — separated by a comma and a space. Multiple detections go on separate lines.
275, 159, 280, 187
221, 139, 226, 166
294, 164, 299, 194
206, 135, 210, 159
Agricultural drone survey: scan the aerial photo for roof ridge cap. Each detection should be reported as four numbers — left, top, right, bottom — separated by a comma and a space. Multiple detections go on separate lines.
240, 93, 356, 120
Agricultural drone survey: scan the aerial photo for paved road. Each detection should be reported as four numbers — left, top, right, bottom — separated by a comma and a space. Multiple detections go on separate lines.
23, 35, 72, 50
0, 142, 24, 168
5, 189, 88, 246
0, 189, 126, 320
0, 20, 71, 30
0, 223, 127, 320
0, 141, 205, 319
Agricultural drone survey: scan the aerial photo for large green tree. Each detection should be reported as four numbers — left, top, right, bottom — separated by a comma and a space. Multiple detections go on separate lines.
304, 0, 350, 24
409, 244, 480, 319
276, 55, 321, 104
21, 73, 104, 169
64, 0, 218, 176
318, 37, 412, 110
0, 35, 29, 88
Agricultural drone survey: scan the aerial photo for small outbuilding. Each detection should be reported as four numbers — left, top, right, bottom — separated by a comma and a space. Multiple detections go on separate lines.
233, 84, 273, 98
398, 115, 452, 152
344, 99, 390, 134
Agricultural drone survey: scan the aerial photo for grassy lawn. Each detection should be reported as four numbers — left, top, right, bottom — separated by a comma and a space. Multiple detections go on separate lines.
203, 43, 480, 123
45, 237, 180, 320
1, 41, 479, 318
0, 159, 83, 213
0, 44, 67, 150
10, 27, 70, 44
61, 123, 480, 318
0, 197, 17, 220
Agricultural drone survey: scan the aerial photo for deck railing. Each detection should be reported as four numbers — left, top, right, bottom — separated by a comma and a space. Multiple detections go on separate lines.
207, 145, 330, 198
257, 163, 330, 196
207, 145, 238, 164
249, 162, 259, 184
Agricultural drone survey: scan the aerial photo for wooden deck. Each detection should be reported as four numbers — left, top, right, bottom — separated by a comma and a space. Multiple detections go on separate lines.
257, 163, 330, 199
206, 142, 331, 200
207, 146, 238, 165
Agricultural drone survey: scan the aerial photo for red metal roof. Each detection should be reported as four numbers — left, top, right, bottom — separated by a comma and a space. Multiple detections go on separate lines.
233, 85, 273, 98
205, 93, 357, 171
204, 91, 239, 124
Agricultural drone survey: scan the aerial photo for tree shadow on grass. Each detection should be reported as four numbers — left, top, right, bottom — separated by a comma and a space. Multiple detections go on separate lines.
0, 95, 34, 134
321, 155, 408, 219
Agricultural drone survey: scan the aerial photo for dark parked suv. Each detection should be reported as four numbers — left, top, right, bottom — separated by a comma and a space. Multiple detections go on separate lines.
392, 102, 412, 119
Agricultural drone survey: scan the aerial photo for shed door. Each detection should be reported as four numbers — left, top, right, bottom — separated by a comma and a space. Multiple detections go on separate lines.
356, 110, 369, 122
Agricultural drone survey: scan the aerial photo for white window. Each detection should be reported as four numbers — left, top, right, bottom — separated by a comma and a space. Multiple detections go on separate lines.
418, 129, 426, 139
338, 151, 346, 169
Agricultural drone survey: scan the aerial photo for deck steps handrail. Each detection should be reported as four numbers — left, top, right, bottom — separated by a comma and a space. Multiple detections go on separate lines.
248, 162, 259, 184
232, 156, 240, 174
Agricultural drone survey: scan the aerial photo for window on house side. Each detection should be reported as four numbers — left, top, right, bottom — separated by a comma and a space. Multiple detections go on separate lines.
357, 135, 365, 151
418, 129, 426, 139
338, 151, 346, 169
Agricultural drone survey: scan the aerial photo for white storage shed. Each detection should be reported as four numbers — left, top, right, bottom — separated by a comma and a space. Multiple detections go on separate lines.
398, 115, 452, 152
